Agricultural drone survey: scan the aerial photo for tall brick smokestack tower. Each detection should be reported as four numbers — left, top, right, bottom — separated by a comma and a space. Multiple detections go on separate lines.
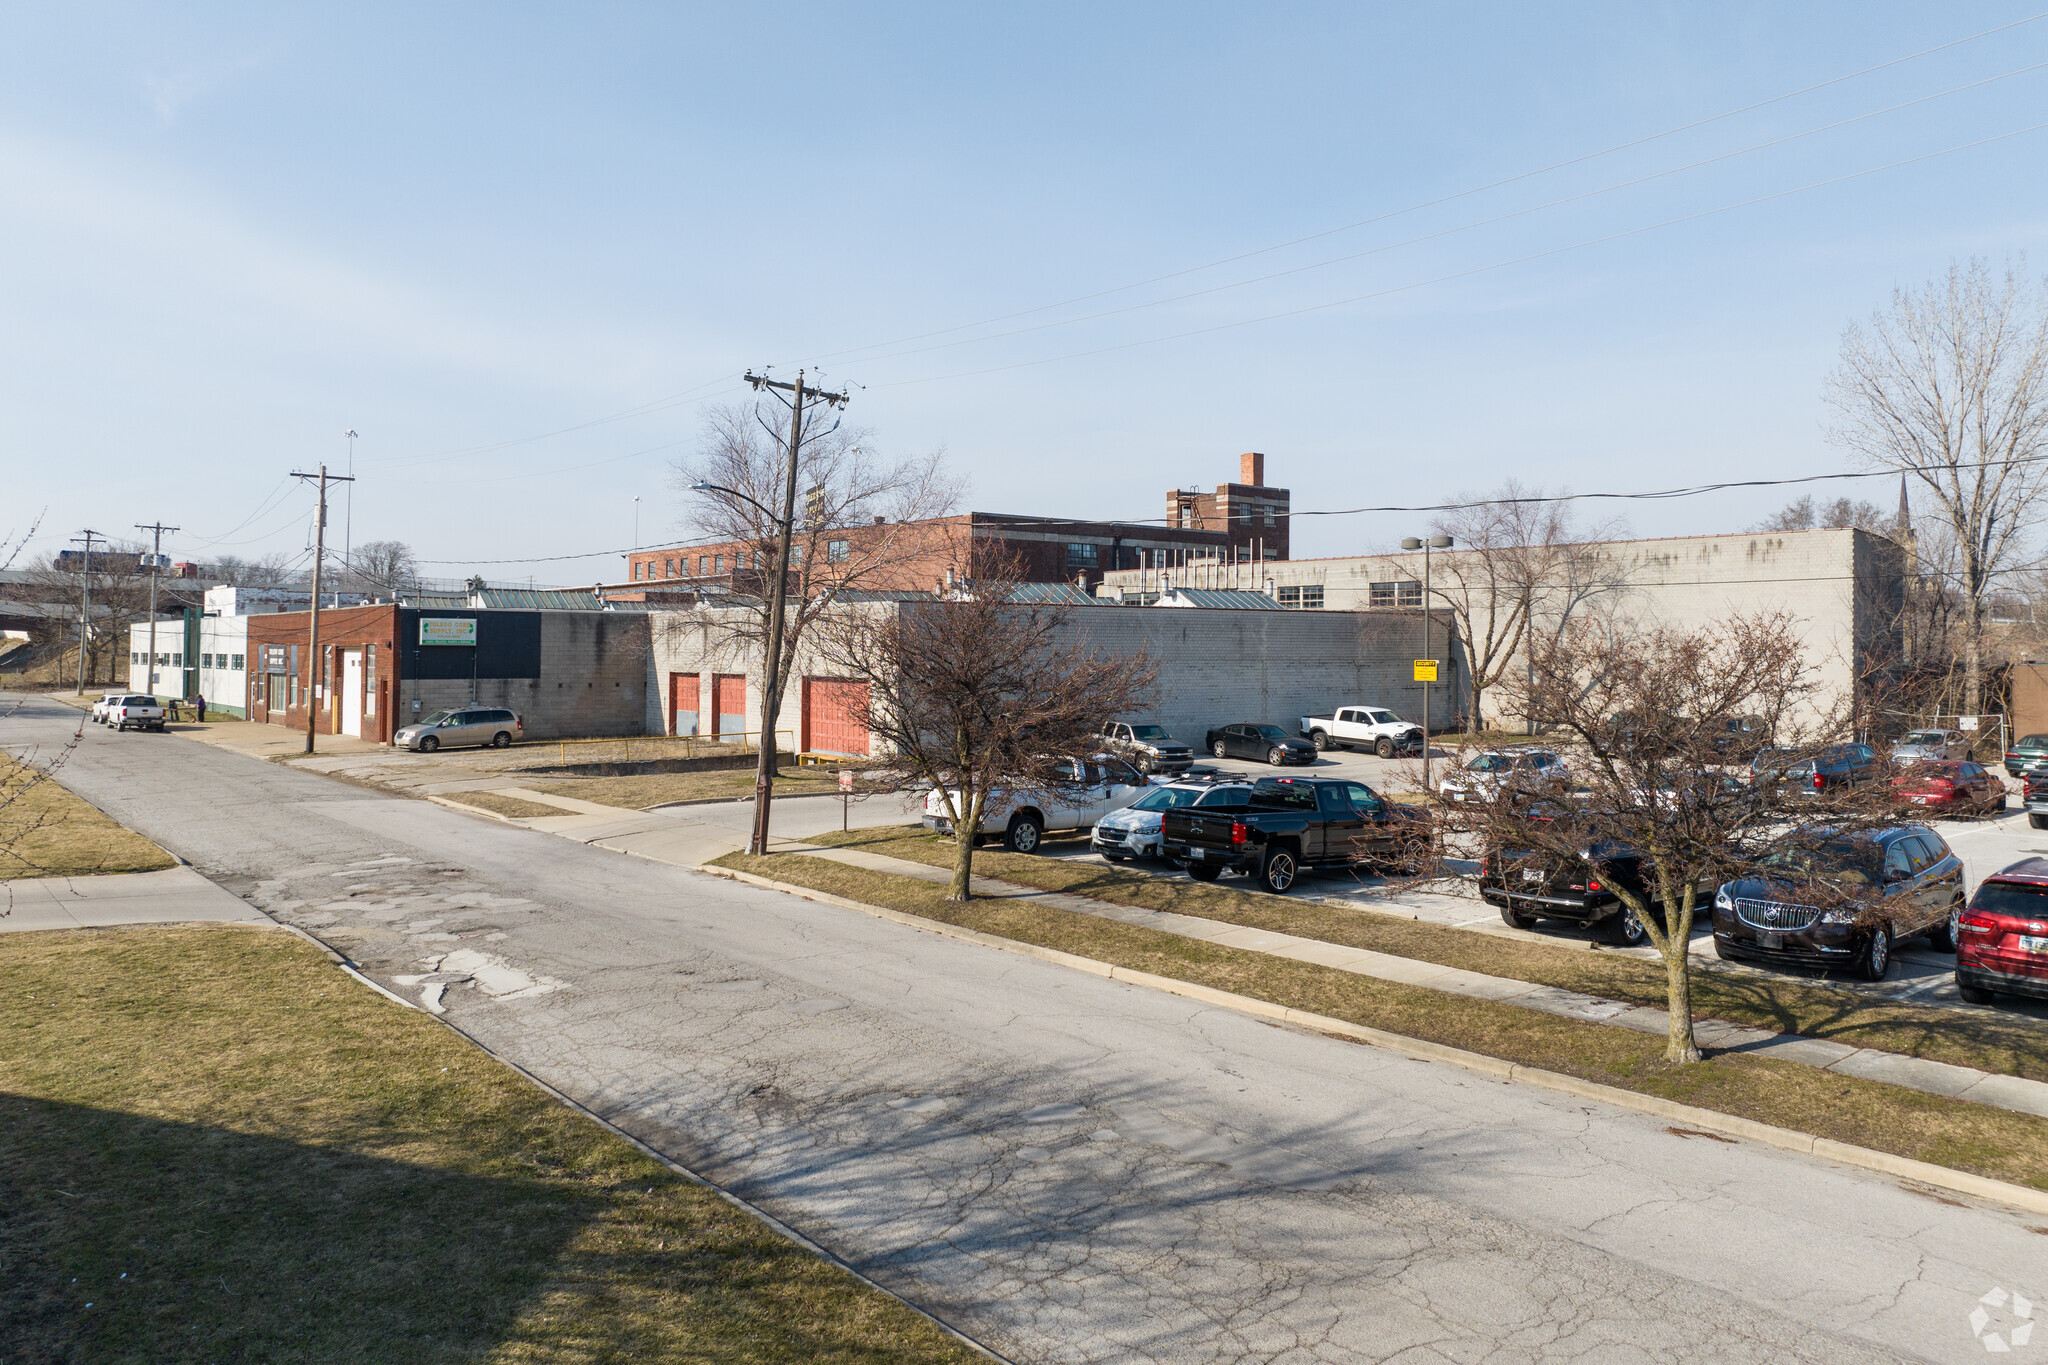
1165, 454, 1290, 562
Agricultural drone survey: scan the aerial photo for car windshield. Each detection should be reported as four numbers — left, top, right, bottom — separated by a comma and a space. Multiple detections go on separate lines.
1759, 839, 1881, 886
1251, 725, 1288, 740
1901, 731, 1946, 745
1367, 711, 1398, 724
1129, 725, 1169, 741
1132, 787, 1205, 811
1466, 754, 1510, 772
418, 710, 458, 726
1975, 882, 2048, 919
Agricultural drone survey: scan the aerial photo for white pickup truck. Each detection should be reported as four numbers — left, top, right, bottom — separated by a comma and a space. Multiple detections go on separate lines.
1298, 706, 1424, 757
107, 695, 168, 732
922, 754, 1150, 853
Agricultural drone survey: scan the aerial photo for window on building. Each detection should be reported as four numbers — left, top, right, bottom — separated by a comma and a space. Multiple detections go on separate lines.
1369, 581, 1396, 608
699, 555, 709, 574
1180, 505, 1194, 528
1300, 585, 1325, 609
737, 550, 748, 569
1277, 586, 1302, 608
131, 651, 140, 664
1264, 508, 1276, 527
714, 554, 723, 573
231, 653, 245, 671
634, 562, 644, 580
1237, 502, 1251, 522
664, 558, 674, 577
827, 539, 851, 563
1397, 580, 1423, 608
790, 545, 804, 564
200, 653, 212, 669
1066, 543, 1100, 567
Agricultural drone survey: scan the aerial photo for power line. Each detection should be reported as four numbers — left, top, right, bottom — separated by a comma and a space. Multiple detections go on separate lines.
796, 10, 2048, 368
829, 58, 2048, 370
875, 115, 2048, 389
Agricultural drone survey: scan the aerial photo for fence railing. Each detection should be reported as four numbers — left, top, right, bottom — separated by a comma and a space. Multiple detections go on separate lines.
529, 729, 797, 766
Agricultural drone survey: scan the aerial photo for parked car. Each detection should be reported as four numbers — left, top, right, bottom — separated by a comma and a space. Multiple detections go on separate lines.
1297, 706, 1423, 757
2026, 772, 2048, 830
1437, 749, 1568, 803
1749, 743, 1879, 794
1707, 714, 1771, 761
1891, 728, 1970, 765
1710, 824, 1965, 980
1955, 857, 2048, 1004
107, 695, 167, 732
1630, 769, 1751, 812
923, 754, 1149, 853
1890, 760, 2005, 816
393, 707, 524, 752
1090, 779, 1252, 861
1097, 721, 1195, 776
1480, 820, 1719, 947
2004, 733, 2048, 777
1160, 775, 1434, 893
90, 692, 124, 724
1205, 723, 1316, 766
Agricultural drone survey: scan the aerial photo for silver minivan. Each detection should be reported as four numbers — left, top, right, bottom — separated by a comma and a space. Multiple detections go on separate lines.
394, 707, 524, 752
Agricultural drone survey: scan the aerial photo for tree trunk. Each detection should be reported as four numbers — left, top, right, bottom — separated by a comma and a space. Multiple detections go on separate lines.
1661, 888, 1701, 1064
948, 789, 981, 901
1964, 593, 1985, 717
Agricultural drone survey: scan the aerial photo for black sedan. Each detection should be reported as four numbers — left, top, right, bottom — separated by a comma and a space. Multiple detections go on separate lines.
1205, 723, 1317, 766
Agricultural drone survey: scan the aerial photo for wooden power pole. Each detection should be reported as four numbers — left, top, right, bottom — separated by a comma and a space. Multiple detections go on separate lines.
290, 466, 354, 755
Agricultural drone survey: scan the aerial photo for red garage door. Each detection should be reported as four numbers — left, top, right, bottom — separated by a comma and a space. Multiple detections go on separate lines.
712, 673, 747, 739
803, 678, 870, 757
669, 672, 699, 736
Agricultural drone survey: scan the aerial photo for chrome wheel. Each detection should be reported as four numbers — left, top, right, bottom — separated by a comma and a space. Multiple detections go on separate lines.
1260, 849, 1297, 893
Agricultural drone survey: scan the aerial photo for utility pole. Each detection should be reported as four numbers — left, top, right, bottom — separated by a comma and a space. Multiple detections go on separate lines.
135, 521, 180, 701
69, 530, 102, 694
737, 369, 848, 856
1401, 533, 1454, 792
343, 431, 357, 591
291, 465, 355, 755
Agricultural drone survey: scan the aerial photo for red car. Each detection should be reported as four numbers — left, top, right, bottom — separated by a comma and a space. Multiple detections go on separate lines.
1956, 857, 2048, 1004
1889, 760, 2006, 815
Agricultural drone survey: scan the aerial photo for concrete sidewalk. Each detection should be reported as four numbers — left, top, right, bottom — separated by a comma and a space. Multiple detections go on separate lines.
794, 844, 2048, 1122
0, 866, 272, 932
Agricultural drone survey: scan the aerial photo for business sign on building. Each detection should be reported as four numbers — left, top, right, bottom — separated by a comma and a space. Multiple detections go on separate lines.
419, 617, 477, 647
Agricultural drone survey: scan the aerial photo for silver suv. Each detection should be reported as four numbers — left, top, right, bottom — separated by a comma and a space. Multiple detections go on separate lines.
1098, 721, 1195, 775
395, 707, 524, 752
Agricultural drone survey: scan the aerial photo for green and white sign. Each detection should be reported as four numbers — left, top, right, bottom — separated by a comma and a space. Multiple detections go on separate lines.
419, 617, 477, 647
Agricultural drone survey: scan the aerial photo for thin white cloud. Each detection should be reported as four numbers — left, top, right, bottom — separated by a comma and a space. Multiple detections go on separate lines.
143, 44, 280, 122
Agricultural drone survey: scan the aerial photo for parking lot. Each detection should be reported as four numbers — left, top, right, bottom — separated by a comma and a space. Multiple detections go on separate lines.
1052, 745, 2048, 1017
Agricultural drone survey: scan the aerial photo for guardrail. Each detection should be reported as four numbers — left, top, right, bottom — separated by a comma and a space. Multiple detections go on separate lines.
529, 729, 797, 766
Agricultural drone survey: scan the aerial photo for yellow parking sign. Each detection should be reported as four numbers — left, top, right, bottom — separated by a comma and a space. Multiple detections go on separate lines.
1413, 659, 1438, 682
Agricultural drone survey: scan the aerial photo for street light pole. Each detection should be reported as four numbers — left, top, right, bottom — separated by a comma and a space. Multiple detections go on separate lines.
1401, 534, 1454, 792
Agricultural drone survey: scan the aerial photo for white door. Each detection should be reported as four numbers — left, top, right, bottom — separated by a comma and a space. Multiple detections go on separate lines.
340, 650, 364, 737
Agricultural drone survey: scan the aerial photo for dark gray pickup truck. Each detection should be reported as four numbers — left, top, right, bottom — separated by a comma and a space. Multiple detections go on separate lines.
1159, 775, 1434, 894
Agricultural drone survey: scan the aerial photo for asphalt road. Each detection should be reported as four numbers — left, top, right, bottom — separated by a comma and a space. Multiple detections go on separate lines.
7, 691, 2046, 1363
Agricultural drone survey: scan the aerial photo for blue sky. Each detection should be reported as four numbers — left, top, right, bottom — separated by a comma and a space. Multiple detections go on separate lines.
5, 3, 2047, 578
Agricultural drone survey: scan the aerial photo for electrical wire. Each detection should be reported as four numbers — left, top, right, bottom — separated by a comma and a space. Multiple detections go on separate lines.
796, 10, 2048, 367
412, 452, 2048, 568
874, 115, 2048, 389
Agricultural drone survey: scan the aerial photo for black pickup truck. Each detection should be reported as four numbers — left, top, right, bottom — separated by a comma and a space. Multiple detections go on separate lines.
1159, 775, 1433, 894
1478, 804, 1718, 947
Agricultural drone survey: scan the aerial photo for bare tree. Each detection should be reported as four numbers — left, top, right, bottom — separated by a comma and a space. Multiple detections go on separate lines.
22, 546, 159, 688
666, 400, 962, 837
0, 509, 46, 572
1826, 259, 2048, 715
1750, 494, 1892, 534
1427, 483, 1626, 732
817, 561, 1157, 900
206, 553, 302, 588
1464, 613, 1867, 1063
344, 540, 418, 598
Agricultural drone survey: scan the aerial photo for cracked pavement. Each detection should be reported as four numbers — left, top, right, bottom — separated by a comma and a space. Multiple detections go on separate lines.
6, 693, 2045, 1363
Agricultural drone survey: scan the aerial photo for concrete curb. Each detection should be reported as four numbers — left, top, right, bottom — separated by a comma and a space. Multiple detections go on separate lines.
710, 864, 2048, 1218
424, 792, 533, 824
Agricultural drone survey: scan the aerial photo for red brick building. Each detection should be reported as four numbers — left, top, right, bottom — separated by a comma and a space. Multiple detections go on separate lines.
618, 453, 1291, 595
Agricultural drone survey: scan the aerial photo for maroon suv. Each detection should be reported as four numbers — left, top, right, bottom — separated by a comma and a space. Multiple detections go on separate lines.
1956, 857, 2048, 1004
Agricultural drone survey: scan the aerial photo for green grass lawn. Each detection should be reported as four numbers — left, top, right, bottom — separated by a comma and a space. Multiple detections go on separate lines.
798, 825, 2048, 1085
1, 758, 175, 881
715, 847, 2048, 1192
0, 926, 983, 1364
